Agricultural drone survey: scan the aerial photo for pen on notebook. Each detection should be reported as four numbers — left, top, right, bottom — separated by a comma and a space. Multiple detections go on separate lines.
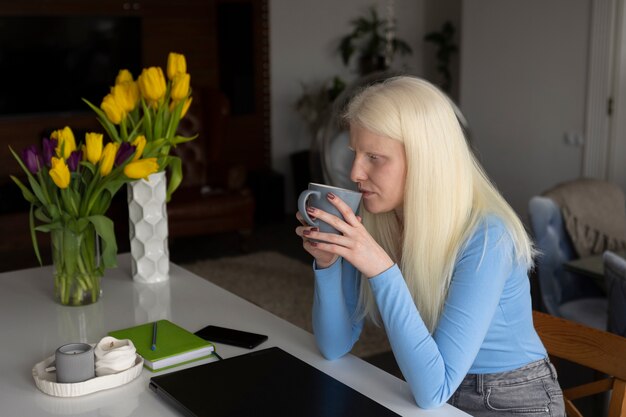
151, 321, 158, 351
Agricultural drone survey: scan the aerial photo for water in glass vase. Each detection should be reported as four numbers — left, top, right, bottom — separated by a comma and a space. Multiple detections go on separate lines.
51, 224, 103, 306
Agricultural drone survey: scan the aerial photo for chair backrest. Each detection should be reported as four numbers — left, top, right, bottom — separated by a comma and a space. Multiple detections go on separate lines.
528, 196, 580, 315
604, 251, 626, 337
533, 310, 626, 417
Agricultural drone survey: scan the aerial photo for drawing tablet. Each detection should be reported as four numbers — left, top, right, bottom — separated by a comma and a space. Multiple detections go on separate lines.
149, 346, 400, 417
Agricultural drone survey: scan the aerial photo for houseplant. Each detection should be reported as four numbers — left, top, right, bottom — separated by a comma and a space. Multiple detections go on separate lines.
424, 21, 458, 93
337, 6, 412, 76
10, 128, 158, 305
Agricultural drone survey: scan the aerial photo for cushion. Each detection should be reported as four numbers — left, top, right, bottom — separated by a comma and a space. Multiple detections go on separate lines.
543, 178, 626, 257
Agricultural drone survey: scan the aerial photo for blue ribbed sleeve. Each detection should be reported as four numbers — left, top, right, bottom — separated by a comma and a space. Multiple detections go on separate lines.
311, 217, 546, 409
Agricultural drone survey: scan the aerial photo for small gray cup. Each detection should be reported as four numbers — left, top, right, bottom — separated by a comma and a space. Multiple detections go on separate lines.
55, 343, 95, 383
298, 183, 362, 235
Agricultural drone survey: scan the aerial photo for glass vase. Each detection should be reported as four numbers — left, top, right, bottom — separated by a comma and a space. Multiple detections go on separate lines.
51, 224, 102, 306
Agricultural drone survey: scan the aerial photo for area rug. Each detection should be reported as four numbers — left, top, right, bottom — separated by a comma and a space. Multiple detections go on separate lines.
182, 251, 391, 358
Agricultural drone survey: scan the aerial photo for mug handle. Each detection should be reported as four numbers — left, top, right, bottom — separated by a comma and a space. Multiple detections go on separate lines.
298, 189, 320, 227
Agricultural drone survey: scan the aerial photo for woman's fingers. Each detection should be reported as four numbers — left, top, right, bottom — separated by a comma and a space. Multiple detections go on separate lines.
306, 206, 355, 235
326, 193, 360, 225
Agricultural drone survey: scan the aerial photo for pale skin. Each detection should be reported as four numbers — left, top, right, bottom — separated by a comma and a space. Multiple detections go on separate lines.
295, 124, 408, 278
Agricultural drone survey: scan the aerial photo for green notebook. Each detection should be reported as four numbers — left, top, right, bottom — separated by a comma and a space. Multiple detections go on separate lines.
109, 319, 215, 372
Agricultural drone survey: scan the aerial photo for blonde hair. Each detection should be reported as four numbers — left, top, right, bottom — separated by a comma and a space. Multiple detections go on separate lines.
344, 76, 534, 332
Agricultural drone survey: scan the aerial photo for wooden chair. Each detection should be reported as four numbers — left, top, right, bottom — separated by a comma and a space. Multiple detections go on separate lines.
533, 310, 626, 417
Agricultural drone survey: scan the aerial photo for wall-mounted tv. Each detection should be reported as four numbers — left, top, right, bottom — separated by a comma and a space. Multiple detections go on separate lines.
0, 16, 141, 117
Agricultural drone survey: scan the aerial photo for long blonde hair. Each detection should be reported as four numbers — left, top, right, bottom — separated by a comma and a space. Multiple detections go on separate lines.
344, 76, 534, 332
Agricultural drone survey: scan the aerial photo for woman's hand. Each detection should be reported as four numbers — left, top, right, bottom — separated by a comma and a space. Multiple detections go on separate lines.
295, 212, 339, 268
297, 193, 394, 278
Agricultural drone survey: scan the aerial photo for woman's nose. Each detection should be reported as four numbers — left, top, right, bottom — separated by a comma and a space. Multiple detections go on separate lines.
350, 158, 366, 183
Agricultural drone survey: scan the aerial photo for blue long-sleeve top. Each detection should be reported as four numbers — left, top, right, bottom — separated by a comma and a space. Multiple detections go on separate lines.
312, 216, 547, 409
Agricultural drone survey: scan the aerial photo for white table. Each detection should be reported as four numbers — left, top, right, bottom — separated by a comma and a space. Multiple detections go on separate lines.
0, 254, 469, 417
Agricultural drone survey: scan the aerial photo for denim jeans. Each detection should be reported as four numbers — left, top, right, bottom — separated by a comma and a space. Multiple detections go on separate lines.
448, 358, 565, 416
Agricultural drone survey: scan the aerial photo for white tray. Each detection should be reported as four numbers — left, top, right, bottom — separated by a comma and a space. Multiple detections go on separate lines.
32, 353, 144, 397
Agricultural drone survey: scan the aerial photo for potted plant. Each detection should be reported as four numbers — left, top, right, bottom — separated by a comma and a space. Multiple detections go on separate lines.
424, 21, 458, 93
337, 6, 412, 76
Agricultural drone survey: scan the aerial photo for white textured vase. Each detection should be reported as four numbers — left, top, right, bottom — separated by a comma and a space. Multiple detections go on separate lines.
127, 171, 170, 283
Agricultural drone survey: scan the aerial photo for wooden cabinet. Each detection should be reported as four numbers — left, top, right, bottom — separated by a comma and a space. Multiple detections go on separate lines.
0, 0, 269, 180
0, 0, 270, 271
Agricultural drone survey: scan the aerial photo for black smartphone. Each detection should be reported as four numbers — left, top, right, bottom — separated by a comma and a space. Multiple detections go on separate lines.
194, 325, 268, 349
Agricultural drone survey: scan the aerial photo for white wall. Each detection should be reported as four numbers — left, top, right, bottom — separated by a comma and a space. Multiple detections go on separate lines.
270, 0, 424, 212
460, 0, 591, 223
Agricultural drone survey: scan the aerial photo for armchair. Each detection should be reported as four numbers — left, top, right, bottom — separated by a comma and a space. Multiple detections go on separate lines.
603, 251, 626, 337
528, 196, 606, 329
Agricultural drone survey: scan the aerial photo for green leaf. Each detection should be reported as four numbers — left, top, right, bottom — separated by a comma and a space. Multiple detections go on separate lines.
166, 156, 183, 202
93, 190, 113, 215
141, 99, 153, 140
170, 134, 198, 146
80, 161, 96, 175
143, 138, 168, 158
35, 222, 64, 232
29, 204, 42, 266
10, 175, 36, 203
76, 217, 90, 233
9, 147, 48, 205
60, 188, 79, 217
27, 175, 48, 207
164, 98, 184, 140
34, 207, 51, 223
87, 215, 118, 269
82, 98, 121, 142
154, 102, 165, 140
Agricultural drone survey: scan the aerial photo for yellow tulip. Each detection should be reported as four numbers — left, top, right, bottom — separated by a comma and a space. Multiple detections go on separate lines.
51, 126, 76, 159
80, 144, 87, 161
99, 142, 119, 176
101, 93, 126, 125
131, 135, 146, 161
170, 73, 190, 101
138, 67, 166, 103
85, 132, 103, 164
111, 81, 139, 112
115, 69, 134, 84
124, 158, 159, 180
171, 97, 193, 117
167, 52, 187, 80
49, 157, 70, 189
181, 97, 192, 117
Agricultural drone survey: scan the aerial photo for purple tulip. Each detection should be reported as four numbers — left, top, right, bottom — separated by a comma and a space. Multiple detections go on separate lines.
67, 150, 83, 172
115, 142, 135, 166
42, 137, 58, 167
21, 145, 43, 174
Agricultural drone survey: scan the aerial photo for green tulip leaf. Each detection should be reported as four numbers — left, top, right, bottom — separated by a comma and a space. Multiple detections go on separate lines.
141, 99, 153, 140
29, 204, 43, 266
83, 98, 121, 142
10, 175, 36, 203
165, 99, 184, 140
154, 104, 165, 141
87, 215, 118, 269
34, 207, 51, 223
170, 134, 199, 146
27, 176, 49, 207
166, 156, 183, 202
35, 222, 64, 232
